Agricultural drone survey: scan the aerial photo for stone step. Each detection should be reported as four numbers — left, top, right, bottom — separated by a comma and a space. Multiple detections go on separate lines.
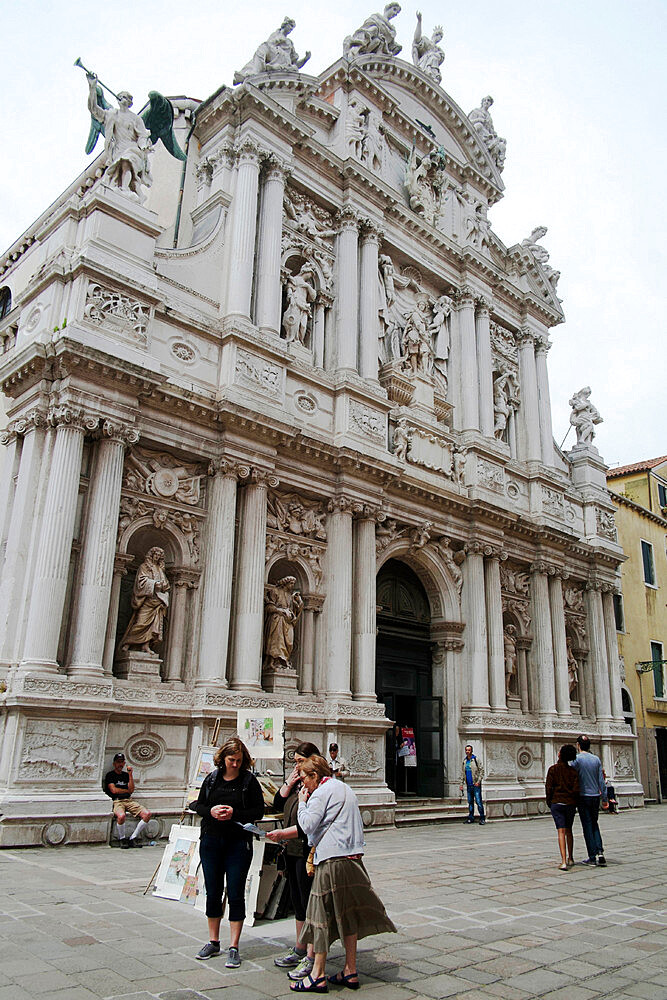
395, 797, 468, 825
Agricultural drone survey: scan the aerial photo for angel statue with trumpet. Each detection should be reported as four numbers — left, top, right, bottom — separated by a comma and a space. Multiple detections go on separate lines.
76, 57, 186, 200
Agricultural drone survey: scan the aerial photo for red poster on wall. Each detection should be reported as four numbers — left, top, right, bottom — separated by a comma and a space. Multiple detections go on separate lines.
398, 726, 417, 767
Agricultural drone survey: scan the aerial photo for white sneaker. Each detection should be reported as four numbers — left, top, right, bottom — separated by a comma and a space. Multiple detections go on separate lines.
288, 956, 314, 981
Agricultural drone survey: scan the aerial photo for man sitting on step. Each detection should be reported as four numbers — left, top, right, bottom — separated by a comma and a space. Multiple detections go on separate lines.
103, 753, 152, 848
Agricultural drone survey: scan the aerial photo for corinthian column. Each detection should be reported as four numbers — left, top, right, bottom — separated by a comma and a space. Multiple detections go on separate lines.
484, 551, 506, 710
476, 298, 494, 438
323, 497, 353, 698
463, 543, 488, 707
335, 208, 359, 371
548, 572, 571, 715
226, 140, 262, 318
102, 553, 134, 675
255, 156, 287, 335
457, 288, 479, 431
585, 582, 612, 720
229, 468, 276, 690
602, 587, 623, 719
196, 461, 240, 687
530, 560, 557, 714
358, 221, 381, 380
0, 427, 19, 568
517, 327, 541, 462
352, 507, 378, 701
535, 335, 554, 466
21, 407, 99, 673
68, 422, 139, 677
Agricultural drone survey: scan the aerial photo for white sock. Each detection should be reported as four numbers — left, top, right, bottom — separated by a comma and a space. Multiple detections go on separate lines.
130, 819, 147, 840
116, 822, 127, 840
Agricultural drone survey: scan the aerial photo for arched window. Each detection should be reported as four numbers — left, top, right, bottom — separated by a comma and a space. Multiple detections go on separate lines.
0, 287, 11, 320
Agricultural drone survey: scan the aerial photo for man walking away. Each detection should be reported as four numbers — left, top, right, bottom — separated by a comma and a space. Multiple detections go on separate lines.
460, 744, 485, 824
571, 735, 608, 866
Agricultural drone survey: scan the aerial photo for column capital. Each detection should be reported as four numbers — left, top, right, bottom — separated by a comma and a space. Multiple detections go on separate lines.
476, 295, 492, 315
530, 558, 551, 576
327, 495, 359, 515
47, 405, 99, 434
11, 407, 49, 436
358, 218, 384, 243
237, 465, 280, 488
100, 419, 140, 448
585, 576, 604, 592
464, 539, 486, 556
262, 152, 290, 181
456, 285, 476, 308
172, 566, 201, 589
534, 334, 551, 356
236, 137, 263, 167
516, 325, 535, 347
207, 457, 250, 480
113, 552, 135, 576
336, 205, 360, 233
353, 502, 384, 521
303, 593, 325, 613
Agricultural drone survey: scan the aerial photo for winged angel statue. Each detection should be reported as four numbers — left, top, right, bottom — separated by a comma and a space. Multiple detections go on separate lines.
78, 59, 185, 199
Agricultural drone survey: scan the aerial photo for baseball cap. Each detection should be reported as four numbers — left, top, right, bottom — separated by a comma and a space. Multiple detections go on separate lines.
329, 743, 338, 751
113, 753, 125, 762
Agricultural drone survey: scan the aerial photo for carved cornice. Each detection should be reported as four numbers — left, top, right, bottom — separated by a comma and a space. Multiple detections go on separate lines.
47, 405, 99, 434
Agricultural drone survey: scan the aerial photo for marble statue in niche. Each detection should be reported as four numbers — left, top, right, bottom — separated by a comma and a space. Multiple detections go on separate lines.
402, 296, 433, 376
566, 637, 579, 695
234, 17, 311, 84
569, 386, 602, 447
346, 100, 384, 171
405, 145, 447, 226
263, 576, 304, 672
393, 419, 409, 461
493, 371, 513, 440
119, 547, 170, 653
412, 12, 444, 84
465, 201, 491, 252
85, 73, 152, 198
282, 263, 317, 345
521, 226, 560, 289
344, 3, 402, 59
504, 624, 518, 696
430, 293, 453, 389
468, 96, 506, 172
378, 254, 419, 363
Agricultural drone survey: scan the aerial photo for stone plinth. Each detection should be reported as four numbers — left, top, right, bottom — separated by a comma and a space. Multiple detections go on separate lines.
261, 664, 299, 693
114, 650, 162, 681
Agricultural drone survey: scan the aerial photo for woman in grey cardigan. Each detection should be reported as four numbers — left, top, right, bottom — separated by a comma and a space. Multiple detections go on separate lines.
291, 755, 396, 992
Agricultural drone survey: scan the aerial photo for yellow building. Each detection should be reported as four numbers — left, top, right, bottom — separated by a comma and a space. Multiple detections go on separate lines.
607, 456, 667, 800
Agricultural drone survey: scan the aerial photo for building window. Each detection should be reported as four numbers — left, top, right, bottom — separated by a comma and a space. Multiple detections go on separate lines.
613, 593, 625, 632
652, 641, 665, 699
0, 286, 11, 320
658, 481, 667, 510
641, 539, 656, 586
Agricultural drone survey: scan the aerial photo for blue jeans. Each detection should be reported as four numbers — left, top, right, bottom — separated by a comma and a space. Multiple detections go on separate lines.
199, 834, 253, 921
577, 796, 603, 859
467, 783, 485, 820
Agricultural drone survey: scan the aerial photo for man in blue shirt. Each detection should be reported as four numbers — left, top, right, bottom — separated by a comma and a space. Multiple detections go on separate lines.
460, 744, 485, 824
571, 735, 608, 866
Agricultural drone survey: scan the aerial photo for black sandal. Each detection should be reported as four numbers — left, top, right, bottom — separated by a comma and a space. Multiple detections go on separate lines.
328, 971, 360, 990
290, 974, 329, 993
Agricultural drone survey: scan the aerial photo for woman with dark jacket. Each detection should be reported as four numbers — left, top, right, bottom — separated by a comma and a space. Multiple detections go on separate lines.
545, 743, 580, 870
194, 737, 264, 967
266, 741, 320, 982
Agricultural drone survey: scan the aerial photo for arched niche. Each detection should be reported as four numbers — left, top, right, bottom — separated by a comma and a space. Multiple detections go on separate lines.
279, 250, 328, 353
377, 538, 462, 626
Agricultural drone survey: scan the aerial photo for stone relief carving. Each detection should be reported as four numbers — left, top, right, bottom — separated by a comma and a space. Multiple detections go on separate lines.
123, 448, 204, 506
282, 263, 317, 345
614, 748, 634, 778
405, 145, 447, 226
266, 535, 324, 589
284, 189, 336, 249
117, 497, 202, 563
521, 226, 560, 289
234, 17, 310, 84
468, 95, 506, 172
119, 547, 170, 653
412, 12, 444, 83
20, 720, 100, 779
376, 518, 407, 553
409, 521, 432, 551
349, 400, 385, 442
517, 747, 533, 769
434, 536, 463, 598
502, 596, 531, 636
344, 3, 402, 59
263, 576, 303, 673
295, 392, 318, 414
490, 320, 519, 375
542, 485, 565, 516
500, 563, 530, 598
406, 427, 452, 474
595, 507, 617, 541
170, 341, 196, 363
563, 585, 585, 613
235, 349, 284, 398
485, 742, 515, 776
477, 457, 505, 493
349, 736, 381, 774
84, 282, 149, 345
346, 100, 384, 171
267, 493, 327, 540
125, 732, 166, 767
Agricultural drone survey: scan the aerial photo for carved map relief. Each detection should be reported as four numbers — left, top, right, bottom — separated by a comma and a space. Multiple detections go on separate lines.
348, 400, 386, 443
234, 349, 285, 400
19, 720, 101, 781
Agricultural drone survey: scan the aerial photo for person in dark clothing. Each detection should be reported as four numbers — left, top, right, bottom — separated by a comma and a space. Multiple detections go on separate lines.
193, 737, 264, 967
545, 744, 580, 870
266, 741, 321, 982
103, 752, 152, 847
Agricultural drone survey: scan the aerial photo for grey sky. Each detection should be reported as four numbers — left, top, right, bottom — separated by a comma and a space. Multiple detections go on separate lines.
2, 0, 665, 467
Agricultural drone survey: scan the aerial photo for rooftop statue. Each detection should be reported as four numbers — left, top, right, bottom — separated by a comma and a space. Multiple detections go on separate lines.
412, 11, 445, 84
234, 17, 311, 84
468, 95, 507, 172
344, 3, 402, 59
569, 386, 602, 448
521, 226, 561, 289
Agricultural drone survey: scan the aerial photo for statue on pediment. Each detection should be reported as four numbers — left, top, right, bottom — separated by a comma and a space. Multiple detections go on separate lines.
405, 145, 447, 226
412, 12, 444, 84
469, 95, 507, 172
569, 386, 602, 447
86, 74, 152, 198
234, 17, 311, 85
521, 226, 561, 289
344, 3, 402, 59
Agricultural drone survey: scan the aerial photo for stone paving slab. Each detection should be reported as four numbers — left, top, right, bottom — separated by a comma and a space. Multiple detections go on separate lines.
0, 808, 666, 999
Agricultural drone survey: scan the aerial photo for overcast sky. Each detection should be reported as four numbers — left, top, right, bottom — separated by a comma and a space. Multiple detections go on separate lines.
2, 1, 665, 467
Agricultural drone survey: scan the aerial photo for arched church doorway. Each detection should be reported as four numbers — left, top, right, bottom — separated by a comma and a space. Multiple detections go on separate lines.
376, 559, 443, 798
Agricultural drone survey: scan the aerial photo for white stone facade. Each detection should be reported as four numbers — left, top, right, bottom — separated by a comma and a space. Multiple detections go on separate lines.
0, 31, 641, 845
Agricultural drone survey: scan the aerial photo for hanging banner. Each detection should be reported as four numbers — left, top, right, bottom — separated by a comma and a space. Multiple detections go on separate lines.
236, 707, 285, 759
399, 726, 417, 767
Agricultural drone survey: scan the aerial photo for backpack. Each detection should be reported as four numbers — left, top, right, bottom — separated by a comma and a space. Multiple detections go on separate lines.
197, 767, 254, 808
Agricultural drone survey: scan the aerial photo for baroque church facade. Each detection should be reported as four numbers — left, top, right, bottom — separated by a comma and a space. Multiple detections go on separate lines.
0, 9, 641, 845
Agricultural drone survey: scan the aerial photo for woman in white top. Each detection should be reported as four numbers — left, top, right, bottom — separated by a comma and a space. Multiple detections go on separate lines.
291, 756, 396, 993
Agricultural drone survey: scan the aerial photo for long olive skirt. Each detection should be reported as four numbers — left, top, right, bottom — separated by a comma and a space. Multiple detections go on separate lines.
301, 857, 397, 953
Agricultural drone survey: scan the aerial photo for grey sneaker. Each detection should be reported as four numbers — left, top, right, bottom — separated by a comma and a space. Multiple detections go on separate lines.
275, 947, 306, 968
196, 941, 221, 960
225, 946, 241, 968
288, 956, 314, 981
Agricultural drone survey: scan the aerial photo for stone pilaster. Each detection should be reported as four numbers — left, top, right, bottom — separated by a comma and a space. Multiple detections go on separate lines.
102, 553, 134, 676
484, 551, 506, 710
226, 139, 262, 318
164, 569, 199, 683
323, 497, 354, 698
585, 580, 612, 721
535, 335, 554, 466
0, 427, 19, 569
196, 461, 240, 687
68, 421, 139, 678
229, 467, 276, 690
457, 287, 479, 431
352, 506, 379, 701
255, 155, 288, 335
20, 407, 99, 673
463, 542, 489, 707
530, 560, 557, 714
602, 587, 624, 720
358, 221, 381, 380
476, 297, 494, 438
299, 594, 323, 695
335, 208, 359, 371
517, 327, 541, 462
548, 571, 571, 715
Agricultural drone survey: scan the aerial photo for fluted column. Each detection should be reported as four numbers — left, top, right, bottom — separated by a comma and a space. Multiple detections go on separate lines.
463, 543, 489, 707
299, 595, 322, 695
21, 407, 98, 672
585, 581, 612, 720
312, 297, 327, 368
449, 306, 462, 428
164, 570, 198, 683
549, 572, 571, 715
352, 508, 378, 701
102, 553, 134, 676
358, 221, 381, 380
457, 287, 479, 431
535, 335, 554, 466
602, 588, 624, 719
484, 552, 506, 710
324, 497, 353, 698
196, 461, 240, 687
530, 561, 557, 714
476, 298, 494, 438
517, 638, 531, 713
68, 421, 139, 678
0, 428, 19, 569
226, 140, 262, 318
0, 412, 48, 669
255, 156, 287, 335
335, 208, 359, 371
230, 468, 275, 690
517, 327, 541, 462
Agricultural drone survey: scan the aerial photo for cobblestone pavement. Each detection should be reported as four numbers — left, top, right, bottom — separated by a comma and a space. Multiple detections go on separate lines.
0, 807, 665, 1000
